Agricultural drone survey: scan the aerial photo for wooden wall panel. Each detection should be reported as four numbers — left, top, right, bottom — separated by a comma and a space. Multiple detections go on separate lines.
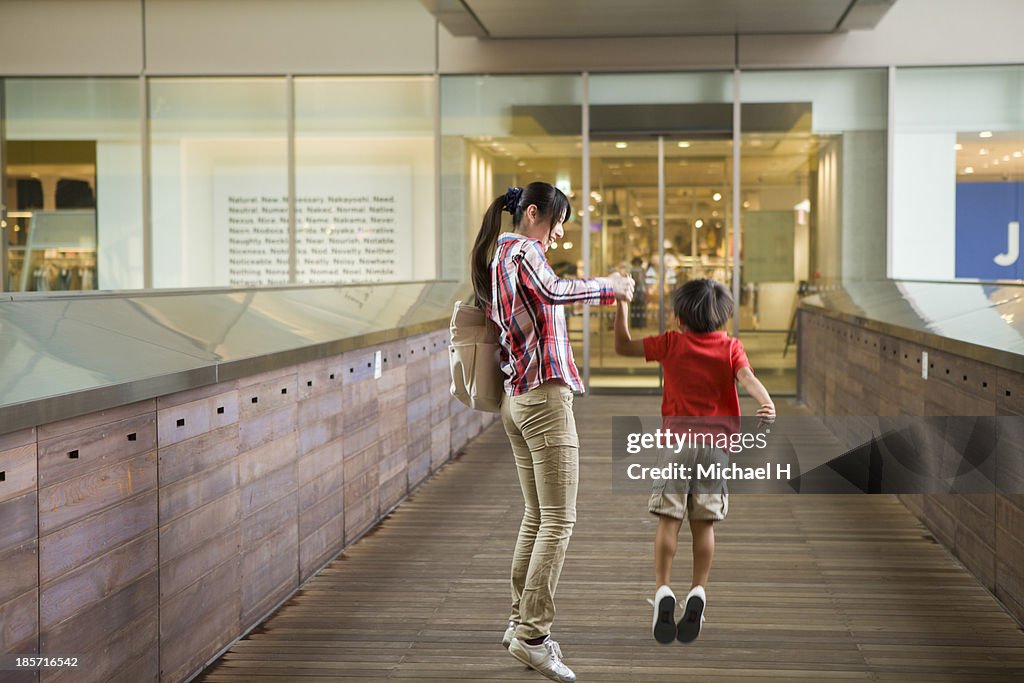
235, 369, 299, 629
296, 355, 346, 581
799, 308, 1024, 628
0, 325, 498, 683
0, 428, 39, 683
157, 383, 241, 683
36, 401, 159, 683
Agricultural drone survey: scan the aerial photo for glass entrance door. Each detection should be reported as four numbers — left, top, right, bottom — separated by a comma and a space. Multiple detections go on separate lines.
582, 135, 733, 389
582, 72, 736, 390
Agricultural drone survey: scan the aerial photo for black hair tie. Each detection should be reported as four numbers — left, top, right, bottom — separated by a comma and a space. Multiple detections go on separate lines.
503, 187, 523, 215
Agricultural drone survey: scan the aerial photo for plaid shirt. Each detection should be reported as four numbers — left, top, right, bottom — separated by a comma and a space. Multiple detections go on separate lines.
488, 233, 615, 396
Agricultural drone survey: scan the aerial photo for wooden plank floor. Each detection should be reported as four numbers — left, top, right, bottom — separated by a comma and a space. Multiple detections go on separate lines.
196, 396, 1024, 682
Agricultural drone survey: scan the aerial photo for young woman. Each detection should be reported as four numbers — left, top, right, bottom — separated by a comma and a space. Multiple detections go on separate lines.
471, 182, 633, 683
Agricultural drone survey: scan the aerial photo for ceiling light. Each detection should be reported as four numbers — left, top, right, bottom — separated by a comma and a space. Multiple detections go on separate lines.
694, 219, 704, 229
979, 148, 989, 155
1003, 155, 1011, 161
517, 160, 526, 166
550, 242, 558, 250
712, 192, 722, 202
954, 143, 963, 151
615, 142, 628, 149
677, 141, 691, 148
994, 160, 1001, 165
563, 241, 574, 249
964, 167, 974, 174
742, 201, 750, 208
1014, 151, 1023, 158
979, 131, 993, 138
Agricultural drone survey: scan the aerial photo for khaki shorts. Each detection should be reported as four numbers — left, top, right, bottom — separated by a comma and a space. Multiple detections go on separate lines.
647, 445, 729, 521
648, 491, 728, 521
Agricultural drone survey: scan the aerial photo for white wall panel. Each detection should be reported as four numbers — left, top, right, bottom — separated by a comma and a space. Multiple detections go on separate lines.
0, 0, 142, 75
144, 0, 436, 75
740, 0, 1024, 69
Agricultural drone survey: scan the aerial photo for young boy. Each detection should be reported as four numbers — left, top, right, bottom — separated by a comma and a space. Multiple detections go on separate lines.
614, 278, 775, 644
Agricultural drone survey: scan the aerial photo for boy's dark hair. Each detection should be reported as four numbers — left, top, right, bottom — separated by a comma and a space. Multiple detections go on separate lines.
672, 278, 733, 333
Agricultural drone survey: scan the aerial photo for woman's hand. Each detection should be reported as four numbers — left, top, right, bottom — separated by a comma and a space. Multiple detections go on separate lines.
607, 272, 635, 302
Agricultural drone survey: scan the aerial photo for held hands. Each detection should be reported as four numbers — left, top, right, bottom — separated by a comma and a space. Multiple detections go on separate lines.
607, 272, 635, 302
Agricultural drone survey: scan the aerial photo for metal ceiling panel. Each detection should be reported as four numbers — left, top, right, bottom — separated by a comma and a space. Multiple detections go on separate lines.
427, 0, 897, 39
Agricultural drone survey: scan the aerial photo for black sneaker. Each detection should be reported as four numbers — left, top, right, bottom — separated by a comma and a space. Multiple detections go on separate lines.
651, 585, 677, 644
676, 585, 706, 643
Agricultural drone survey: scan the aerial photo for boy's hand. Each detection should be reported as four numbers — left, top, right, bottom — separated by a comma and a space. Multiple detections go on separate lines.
756, 402, 776, 427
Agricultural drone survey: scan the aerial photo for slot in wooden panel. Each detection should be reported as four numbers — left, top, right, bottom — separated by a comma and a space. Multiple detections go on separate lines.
37, 401, 154, 441
38, 451, 158, 536
0, 442, 36, 504
158, 424, 239, 488
38, 413, 157, 489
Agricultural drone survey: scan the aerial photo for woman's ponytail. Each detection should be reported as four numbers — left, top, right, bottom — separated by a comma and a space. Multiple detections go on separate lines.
471, 196, 505, 309
471, 187, 522, 309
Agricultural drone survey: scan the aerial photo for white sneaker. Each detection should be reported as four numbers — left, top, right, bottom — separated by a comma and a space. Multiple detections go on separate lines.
651, 585, 677, 644
502, 620, 517, 649
508, 637, 577, 683
677, 585, 706, 643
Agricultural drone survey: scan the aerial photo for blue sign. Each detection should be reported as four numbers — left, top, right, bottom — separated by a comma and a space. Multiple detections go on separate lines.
955, 182, 1023, 280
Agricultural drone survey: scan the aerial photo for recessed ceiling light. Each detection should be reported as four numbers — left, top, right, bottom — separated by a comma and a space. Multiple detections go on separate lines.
954, 143, 963, 151
615, 142, 628, 149
712, 192, 722, 201
979, 131, 993, 138
964, 167, 974, 174
694, 219, 704, 229
563, 241, 574, 249
677, 141, 691, 148
1003, 155, 1011, 161
517, 161, 526, 166
1014, 151, 1023, 158
979, 148, 989, 155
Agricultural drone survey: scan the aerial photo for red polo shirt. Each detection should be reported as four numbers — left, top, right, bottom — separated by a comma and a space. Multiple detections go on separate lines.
643, 330, 751, 418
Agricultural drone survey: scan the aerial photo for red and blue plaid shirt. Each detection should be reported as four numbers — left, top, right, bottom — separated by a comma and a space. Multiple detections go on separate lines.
488, 233, 615, 396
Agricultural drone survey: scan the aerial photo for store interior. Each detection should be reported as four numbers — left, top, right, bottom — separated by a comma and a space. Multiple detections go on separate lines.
4, 140, 98, 292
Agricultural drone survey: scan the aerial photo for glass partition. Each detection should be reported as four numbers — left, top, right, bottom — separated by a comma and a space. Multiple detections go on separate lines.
295, 76, 436, 284
3, 78, 142, 291
440, 74, 584, 284
150, 78, 288, 288
893, 65, 1024, 282
740, 69, 888, 394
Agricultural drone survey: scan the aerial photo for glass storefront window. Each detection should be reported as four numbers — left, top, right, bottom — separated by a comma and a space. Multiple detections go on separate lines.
893, 65, 1024, 282
149, 78, 288, 288
294, 76, 436, 284
440, 74, 583, 283
740, 69, 888, 394
4, 78, 141, 291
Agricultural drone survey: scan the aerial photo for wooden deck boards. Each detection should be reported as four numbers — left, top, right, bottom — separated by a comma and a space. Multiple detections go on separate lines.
196, 396, 1024, 682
